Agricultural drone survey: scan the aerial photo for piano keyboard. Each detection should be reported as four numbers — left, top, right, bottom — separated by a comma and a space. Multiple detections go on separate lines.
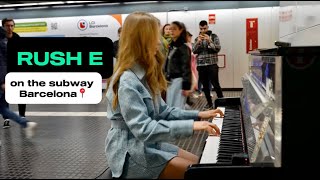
200, 106, 244, 164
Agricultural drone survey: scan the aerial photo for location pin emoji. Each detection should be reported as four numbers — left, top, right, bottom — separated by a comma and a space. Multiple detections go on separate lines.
80, 88, 85, 98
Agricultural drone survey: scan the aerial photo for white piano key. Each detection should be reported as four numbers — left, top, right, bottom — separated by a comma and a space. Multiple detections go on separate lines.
200, 136, 220, 163
200, 107, 225, 164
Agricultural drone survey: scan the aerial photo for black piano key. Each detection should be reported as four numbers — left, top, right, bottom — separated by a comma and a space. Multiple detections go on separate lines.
218, 143, 242, 148
221, 131, 238, 134
218, 148, 243, 152
217, 155, 232, 159
220, 134, 242, 138
220, 142, 243, 147
219, 144, 243, 148
218, 149, 244, 154
217, 157, 232, 162
220, 137, 243, 142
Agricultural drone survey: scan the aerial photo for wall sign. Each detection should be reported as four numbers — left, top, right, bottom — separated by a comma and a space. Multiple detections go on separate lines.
246, 18, 258, 53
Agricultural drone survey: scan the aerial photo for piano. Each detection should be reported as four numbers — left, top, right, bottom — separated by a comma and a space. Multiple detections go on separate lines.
185, 46, 320, 178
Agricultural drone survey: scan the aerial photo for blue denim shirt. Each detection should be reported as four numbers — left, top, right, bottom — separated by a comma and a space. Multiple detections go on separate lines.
105, 64, 199, 178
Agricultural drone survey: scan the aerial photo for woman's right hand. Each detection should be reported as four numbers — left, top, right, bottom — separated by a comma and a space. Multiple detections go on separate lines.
198, 109, 224, 119
193, 121, 220, 136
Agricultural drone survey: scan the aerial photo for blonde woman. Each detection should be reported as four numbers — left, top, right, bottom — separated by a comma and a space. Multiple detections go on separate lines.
105, 12, 223, 179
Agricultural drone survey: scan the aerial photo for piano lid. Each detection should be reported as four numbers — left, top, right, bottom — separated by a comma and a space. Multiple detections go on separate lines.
250, 46, 320, 56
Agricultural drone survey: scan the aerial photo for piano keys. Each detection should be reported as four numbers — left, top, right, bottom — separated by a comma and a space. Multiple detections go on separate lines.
200, 105, 249, 165
199, 107, 225, 164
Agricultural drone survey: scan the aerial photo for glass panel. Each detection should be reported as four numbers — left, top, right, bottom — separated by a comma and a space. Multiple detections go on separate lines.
241, 52, 282, 167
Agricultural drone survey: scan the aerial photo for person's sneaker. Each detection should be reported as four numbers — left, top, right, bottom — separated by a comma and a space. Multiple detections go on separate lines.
192, 94, 199, 98
3, 119, 10, 129
203, 104, 214, 110
25, 122, 38, 139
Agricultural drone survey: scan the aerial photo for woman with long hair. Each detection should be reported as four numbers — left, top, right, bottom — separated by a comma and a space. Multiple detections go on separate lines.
105, 12, 223, 179
165, 21, 192, 109
161, 23, 172, 57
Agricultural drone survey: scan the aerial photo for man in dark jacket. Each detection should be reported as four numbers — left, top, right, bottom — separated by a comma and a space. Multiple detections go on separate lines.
0, 27, 37, 138
193, 20, 224, 110
1, 18, 27, 128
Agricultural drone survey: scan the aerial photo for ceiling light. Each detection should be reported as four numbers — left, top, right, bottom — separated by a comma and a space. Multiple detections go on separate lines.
66, 1, 103, 3
0, 3, 38, 7
87, 3, 121, 6
18, 6, 49, 10
53, 4, 85, 8
0, 8, 15, 11
123, 1, 158, 5
37, 2, 65, 5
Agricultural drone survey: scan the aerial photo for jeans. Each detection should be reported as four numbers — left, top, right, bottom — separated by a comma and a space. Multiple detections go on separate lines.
2, 104, 26, 118
166, 78, 187, 109
0, 91, 27, 128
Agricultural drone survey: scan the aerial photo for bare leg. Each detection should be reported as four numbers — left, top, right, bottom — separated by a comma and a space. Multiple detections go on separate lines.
177, 148, 199, 164
158, 156, 193, 179
159, 149, 199, 179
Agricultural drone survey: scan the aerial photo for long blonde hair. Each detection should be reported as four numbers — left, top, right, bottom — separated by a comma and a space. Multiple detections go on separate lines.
107, 12, 167, 110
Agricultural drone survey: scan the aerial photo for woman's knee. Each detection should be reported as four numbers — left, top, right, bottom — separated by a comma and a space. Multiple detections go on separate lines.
178, 148, 199, 164
159, 156, 194, 179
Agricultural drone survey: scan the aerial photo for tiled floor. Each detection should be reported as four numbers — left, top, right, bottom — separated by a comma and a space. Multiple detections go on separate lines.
0, 91, 241, 179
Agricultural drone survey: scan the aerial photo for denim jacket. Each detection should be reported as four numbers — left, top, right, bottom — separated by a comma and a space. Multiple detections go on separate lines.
105, 63, 199, 178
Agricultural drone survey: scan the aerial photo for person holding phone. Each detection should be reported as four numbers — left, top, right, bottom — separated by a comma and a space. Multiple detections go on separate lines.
193, 20, 224, 110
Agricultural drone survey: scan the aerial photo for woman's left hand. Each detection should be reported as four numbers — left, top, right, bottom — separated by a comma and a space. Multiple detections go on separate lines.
198, 109, 224, 119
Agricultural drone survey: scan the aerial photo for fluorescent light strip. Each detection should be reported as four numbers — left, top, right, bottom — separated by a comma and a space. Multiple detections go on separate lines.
66, 1, 103, 3
37, 2, 65, 5
0, 3, 38, 7
0, 1, 104, 8
123, 1, 159, 4
18, 6, 49, 10
87, 2, 121, 6
0, 8, 15, 11
0, 2, 63, 8
53, 4, 85, 8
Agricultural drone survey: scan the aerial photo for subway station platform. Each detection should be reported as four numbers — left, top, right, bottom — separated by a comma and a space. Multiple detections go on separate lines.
0, 91, 241, 179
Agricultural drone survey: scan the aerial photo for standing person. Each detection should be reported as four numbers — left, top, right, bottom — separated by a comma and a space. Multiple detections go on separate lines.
113, 27, 122, 59
160, 23, 172, 57
165, 21, 192, 109
185, 31, 197, 108
193, 20, 224, 110
0, 27, 37, 138
186, 31, 198, 93
159, 23, 171, 102
1, 18, 26, 128
105, 11, 223, 179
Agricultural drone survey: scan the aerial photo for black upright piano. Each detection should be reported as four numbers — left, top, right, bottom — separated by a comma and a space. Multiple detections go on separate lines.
185, 46, 320, 178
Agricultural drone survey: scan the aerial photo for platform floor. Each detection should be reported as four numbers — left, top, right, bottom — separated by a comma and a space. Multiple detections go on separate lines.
0, 91, 241, 179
